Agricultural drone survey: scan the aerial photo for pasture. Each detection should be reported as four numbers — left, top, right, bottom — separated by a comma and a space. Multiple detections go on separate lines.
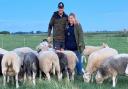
0, 33, 128, 89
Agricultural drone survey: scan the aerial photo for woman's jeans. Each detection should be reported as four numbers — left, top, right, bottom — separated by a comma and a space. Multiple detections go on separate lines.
74, 51, 83, 75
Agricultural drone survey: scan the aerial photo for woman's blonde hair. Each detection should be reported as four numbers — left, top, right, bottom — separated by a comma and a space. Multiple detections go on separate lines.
69, 13, 79, 25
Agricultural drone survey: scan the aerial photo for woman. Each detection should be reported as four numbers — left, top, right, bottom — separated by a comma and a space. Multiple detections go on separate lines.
65, 13, 85, 75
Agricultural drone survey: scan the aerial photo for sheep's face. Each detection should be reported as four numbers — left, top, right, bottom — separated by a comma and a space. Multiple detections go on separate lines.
40, 42, 49, 49
36, 42, 49, 52
95, 70, 104, 84
83, 72, 91, 83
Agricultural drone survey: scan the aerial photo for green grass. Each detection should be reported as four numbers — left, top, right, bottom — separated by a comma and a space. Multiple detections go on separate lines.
0, 34, 128, 89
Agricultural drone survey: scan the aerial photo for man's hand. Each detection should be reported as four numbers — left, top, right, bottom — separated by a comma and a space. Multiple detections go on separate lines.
47, 36, 52, 42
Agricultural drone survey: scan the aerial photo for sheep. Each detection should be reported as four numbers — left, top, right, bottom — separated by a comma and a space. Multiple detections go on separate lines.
38, 51, 62, 81
13, 47, 37, 65
56, 51, 68, 79
2, 51, 21, 88
83, 43, 109, 57
13, 47, 38, 80
0, 48, 8, 54
60, 50, 78, 81
83, 48, 118, 83
23, 52, 39, 85
37, 41, 77, 81
95, 54, 128, 87
0, 54, 3, 75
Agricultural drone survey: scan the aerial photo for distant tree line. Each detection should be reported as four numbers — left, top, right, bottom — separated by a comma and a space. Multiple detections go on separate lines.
0, 29, 128, 37
0, 31, 10, 34
0, 30, 48, 35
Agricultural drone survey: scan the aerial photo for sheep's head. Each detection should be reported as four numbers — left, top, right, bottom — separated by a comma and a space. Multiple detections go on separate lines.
83, 72, 91, 83
36, 41, 49, 52
95, 70, 104, 84
36, 39, 54, 52
95, 67, 109, 84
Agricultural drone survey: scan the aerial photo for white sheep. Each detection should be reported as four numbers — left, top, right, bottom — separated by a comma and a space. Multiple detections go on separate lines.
95, 54, 128, 87
38, 51, 62, 81
2, 51, 21, 88
83, 43, 109, 57
13, 47, 37, 65
83, 48, 118, 83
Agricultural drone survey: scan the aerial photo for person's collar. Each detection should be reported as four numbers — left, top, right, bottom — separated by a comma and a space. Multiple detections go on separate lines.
69, 23, 74, 26
59, 12, 63, 17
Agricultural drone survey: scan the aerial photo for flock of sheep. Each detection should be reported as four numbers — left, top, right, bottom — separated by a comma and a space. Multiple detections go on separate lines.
0, 40, 128, 88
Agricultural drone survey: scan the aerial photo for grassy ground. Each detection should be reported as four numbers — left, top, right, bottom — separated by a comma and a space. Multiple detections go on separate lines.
0, 34, 128, 89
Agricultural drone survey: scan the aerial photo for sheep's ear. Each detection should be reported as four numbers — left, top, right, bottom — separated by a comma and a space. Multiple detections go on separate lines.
102, 42, 105, 46
102, 43, 109, 47
37, 49, 41, 53
42, 39, 48, 42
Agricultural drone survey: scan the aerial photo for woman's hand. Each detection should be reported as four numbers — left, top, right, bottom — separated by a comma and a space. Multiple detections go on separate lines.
47, 36, 52, 42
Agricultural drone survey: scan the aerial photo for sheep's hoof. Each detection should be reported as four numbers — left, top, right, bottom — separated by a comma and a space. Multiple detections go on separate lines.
39, 78, 42, 81
16, 85, 19, 88
33, 80, 36, 86
58, 73, 62, 81
112, 86, 116, 88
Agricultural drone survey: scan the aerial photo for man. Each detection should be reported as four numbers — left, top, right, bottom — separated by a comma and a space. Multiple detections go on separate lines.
48, 2, 68, 50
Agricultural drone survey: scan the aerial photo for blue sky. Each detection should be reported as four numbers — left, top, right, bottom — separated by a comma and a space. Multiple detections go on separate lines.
0, 0, 128, 32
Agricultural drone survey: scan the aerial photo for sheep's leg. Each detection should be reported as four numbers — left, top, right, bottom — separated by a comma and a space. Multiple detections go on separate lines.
7, 76, 10, 83
57, 72, 62, 81
112, 76, 116, 87
3, 74, 6, 86
46, 73, 50, 81
72, 71, 75, 81
91, 74, 94, 83
32, 72, 36, 85
52, 66, 55, 75
23, 72, 26, 83
55, 65, 62, 81
66, 72, 70, 82
65, 67, 69, 81
71, 71, 75, 81
15, 74, 19, 88
12, 76, 15, 85
39, 70, 42, 80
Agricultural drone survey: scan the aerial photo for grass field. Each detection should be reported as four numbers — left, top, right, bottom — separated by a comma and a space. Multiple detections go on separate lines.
0, 33, 128, 89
